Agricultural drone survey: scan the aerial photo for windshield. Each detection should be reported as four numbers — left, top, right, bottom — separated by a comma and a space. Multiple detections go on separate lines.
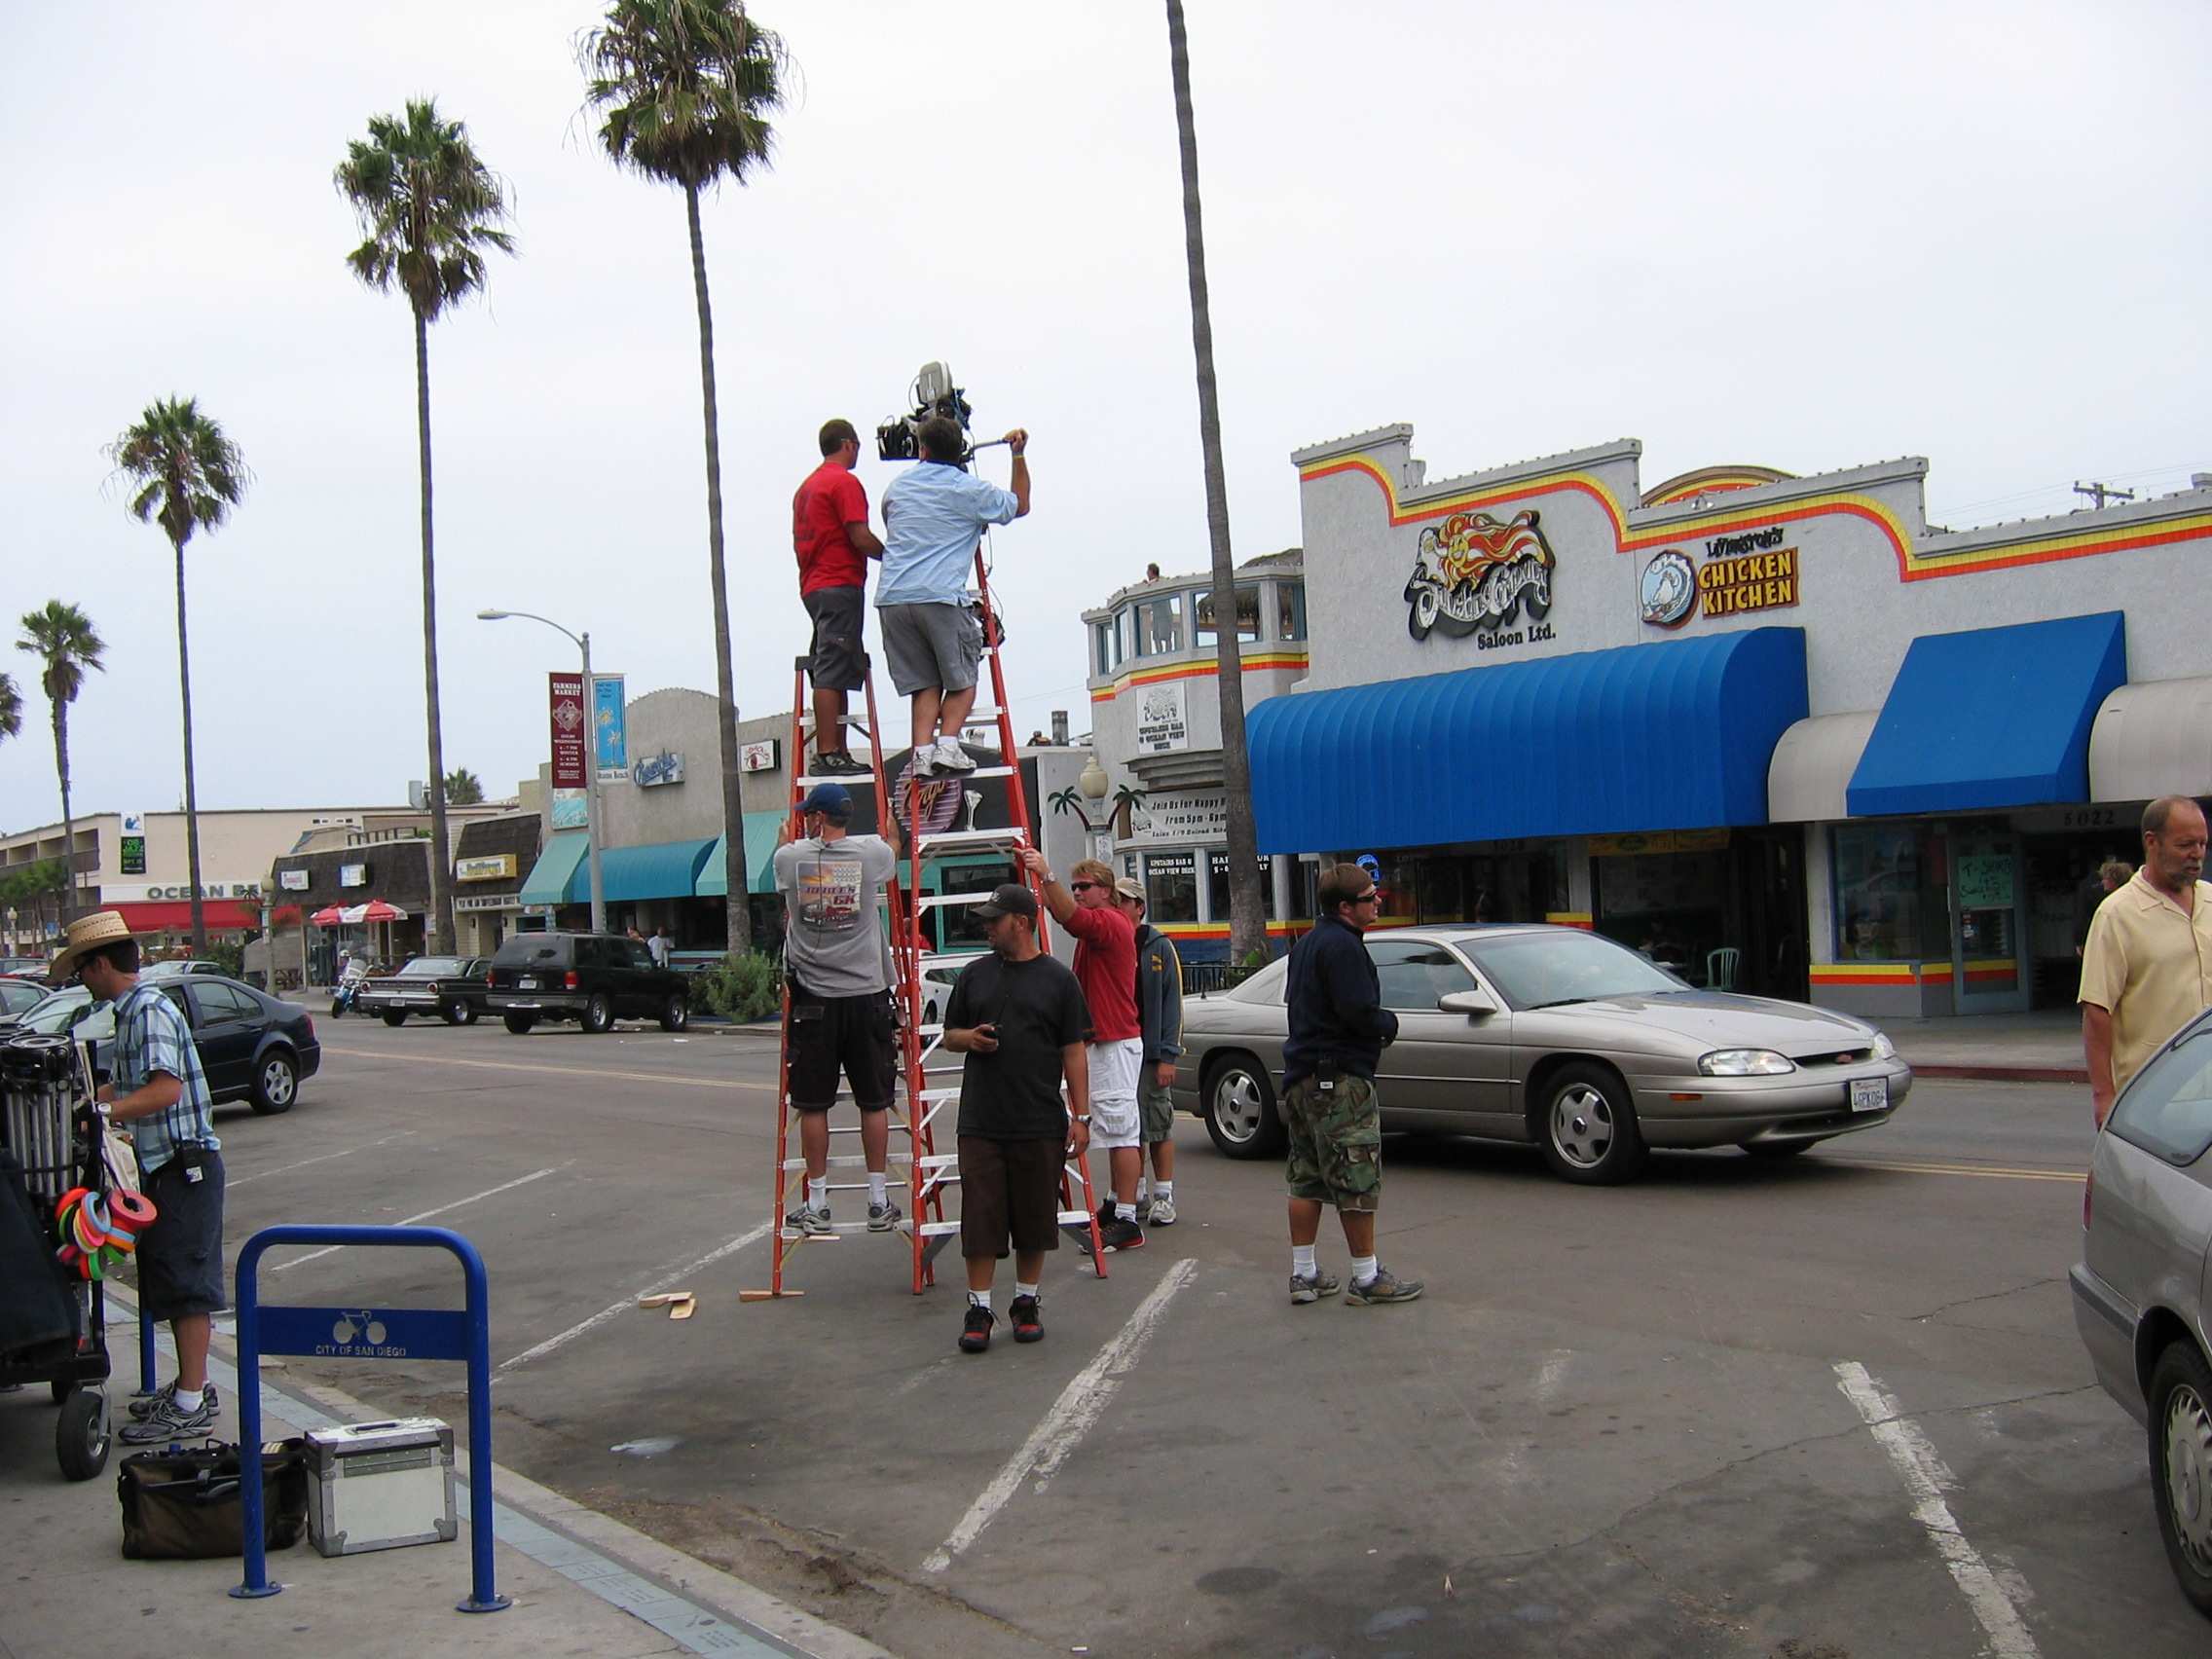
402, 957, 467, 976
1459, 930, 1683, 1010
22, 987, 95, 1035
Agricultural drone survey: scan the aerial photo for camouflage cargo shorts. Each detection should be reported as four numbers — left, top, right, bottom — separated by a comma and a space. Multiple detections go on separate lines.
1281, 1072, 1382, 1213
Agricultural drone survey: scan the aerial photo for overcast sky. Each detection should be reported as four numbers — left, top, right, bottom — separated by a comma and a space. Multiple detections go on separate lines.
5, 0, 2207, 830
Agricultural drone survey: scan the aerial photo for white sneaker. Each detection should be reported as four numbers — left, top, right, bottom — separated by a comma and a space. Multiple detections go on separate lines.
1148, 1196, 1177, 1226
933, 738, 977, 773
909, 746, 939, 778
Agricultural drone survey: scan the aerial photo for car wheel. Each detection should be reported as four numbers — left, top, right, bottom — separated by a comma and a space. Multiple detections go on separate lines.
502, 1013, 536, 1035
2149, 1340, 2212, 1616
249, 1050, 298, 1115
1203, 1054, 1286, 1160
1740, 1140, 1814, 1160
445, 1000, 478, 1026
382, 1011, 407, 1027
1537, 1062, 1647, 1185
55, 1386, 110, 1482
659, 994, 688, 1033
582, 992, 614, 1034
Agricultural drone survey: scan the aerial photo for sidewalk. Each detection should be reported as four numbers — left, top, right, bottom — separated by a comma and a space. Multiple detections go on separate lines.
1874, 1008, 2089, 1085
1, 1289, 888, 1659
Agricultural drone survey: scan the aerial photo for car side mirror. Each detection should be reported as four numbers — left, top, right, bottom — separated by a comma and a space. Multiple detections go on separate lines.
1437, 990, 1494, 1017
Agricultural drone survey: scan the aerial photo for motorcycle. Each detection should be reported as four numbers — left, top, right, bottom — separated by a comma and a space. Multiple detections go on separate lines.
329, 962, 374, 1018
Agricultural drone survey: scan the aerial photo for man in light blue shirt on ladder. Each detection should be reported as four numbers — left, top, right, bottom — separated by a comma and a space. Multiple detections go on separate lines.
876, 416, 1030, 775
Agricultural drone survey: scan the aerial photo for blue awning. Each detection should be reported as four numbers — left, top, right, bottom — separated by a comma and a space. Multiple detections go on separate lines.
1846, 611, 2126, 818
1247, 626, 1808, 854
695, 813, 787, 898
517, 831, 588, 907
596, 838, 719, 903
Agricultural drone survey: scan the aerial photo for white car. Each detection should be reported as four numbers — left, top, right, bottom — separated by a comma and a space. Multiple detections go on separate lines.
917, 952, 983, 1028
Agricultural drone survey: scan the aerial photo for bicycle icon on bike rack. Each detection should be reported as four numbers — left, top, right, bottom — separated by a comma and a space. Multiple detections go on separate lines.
331, 1309, 387, 1346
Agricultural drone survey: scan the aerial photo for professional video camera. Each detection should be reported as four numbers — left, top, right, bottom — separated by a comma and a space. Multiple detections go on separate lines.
876, 361, 974, 463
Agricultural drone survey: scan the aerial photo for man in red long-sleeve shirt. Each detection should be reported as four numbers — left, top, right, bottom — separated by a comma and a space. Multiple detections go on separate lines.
1021, 847, 1146, 1251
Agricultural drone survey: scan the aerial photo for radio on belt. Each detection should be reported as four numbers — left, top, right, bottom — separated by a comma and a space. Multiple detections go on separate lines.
305, 1418, 458, 1558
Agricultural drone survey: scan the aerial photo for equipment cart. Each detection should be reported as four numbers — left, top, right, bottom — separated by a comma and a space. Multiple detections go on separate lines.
1, 1033, 116, 1480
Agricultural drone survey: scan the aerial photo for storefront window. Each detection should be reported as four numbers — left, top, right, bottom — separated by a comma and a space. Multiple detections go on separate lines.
939, 860, 1016, 949
1832, 826, 1922, 961
1146, 850, 1198, 923
1275, 581, 1307, 642
1195, 585, 1261, 645
1289, 859, 1317, 920
1207, 850, 1275, 920
1593, 849, 1729, 980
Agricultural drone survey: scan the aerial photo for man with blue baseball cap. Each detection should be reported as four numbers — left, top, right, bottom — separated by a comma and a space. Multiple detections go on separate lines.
774, 783, 904, 1235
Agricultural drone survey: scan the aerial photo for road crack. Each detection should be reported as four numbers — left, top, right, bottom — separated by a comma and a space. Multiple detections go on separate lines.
1904, 1274, 2065, 1323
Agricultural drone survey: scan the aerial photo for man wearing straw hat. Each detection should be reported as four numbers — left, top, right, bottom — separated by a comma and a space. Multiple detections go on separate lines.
52, 911, 227, 1443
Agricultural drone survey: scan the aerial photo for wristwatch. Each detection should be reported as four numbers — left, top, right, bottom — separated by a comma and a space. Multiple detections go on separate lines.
1072, 1115, 1091, 1123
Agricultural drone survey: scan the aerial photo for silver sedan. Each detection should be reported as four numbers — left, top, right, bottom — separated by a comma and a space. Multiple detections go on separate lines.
1171, 923, 1911, 1185
2072, 1008, 2212, 1619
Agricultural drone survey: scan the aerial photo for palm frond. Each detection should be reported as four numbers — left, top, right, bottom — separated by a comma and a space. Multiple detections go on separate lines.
0, 673, 21, 743
105, 397, 249, 552
335, 97, 515, 323
577, 0, 790, 191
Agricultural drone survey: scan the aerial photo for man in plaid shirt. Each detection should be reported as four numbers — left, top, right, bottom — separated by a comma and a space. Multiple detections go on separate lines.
54, 912, 226, 1442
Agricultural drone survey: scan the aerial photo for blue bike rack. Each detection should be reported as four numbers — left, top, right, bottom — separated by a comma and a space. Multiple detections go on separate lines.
229, 1224, 509, 1613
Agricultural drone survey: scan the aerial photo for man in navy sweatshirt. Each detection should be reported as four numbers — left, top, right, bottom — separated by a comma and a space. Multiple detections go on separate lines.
1280, 863, 1423, 1307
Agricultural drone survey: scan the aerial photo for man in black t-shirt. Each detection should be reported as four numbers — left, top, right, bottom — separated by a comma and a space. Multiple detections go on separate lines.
942, 883, 1091, 1353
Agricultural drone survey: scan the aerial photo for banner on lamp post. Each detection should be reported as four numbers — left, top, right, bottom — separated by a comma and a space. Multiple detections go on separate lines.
550, 673, 587, 790
593, 674, 627, 783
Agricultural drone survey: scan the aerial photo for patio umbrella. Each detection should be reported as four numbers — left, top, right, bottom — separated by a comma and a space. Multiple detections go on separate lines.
310, 904, 348, 927
350, 900, 407, 924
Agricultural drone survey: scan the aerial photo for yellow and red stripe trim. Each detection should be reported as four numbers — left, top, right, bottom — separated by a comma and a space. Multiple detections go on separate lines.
1090, 650, 1308, 704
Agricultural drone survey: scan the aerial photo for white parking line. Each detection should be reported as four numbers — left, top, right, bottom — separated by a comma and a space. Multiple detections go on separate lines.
496, 1218, 775, 1375
271, 1165, 565, 1272
1833, 1360, 2040, 1658
226, 1131, 418, 1189
923, 1258, 1198, 1574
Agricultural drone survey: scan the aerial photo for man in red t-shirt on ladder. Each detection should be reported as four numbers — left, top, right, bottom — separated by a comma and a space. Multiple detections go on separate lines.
1022, 848, 1147, 1251
792, 419, 885, 777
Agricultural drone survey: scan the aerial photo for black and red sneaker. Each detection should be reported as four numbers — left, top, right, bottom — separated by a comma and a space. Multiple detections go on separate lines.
1009, 1294, 1044, 1343
958, 1304, 996, 1353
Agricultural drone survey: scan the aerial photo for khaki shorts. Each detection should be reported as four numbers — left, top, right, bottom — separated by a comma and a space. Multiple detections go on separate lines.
1281, 1073, 1382, 1213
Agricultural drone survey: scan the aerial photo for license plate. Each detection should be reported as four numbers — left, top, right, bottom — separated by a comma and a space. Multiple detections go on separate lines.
517, 977, 537, 990
1849, 1078, 1888, 1113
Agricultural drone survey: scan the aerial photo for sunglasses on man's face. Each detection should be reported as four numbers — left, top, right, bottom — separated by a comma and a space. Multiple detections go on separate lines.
1349, 891, 1380, 905
1070, 880, 1100, 893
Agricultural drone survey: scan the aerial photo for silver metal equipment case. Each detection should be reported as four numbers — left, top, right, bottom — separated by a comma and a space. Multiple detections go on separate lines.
304, 1417, 457, 1558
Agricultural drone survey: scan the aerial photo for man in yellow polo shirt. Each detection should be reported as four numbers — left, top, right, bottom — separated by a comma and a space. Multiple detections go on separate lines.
2080, 794, 2212, 1127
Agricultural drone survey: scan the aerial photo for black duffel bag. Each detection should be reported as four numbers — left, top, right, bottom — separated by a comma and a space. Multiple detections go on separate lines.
118, 1436, 310, 1560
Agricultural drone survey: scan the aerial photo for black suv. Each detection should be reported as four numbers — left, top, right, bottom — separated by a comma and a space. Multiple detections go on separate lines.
485, 933, 689, 1035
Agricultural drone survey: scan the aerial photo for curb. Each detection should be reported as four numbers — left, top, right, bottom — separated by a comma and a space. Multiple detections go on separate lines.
1906, 1062, 2089, 1085
110, 1284, 892, 1659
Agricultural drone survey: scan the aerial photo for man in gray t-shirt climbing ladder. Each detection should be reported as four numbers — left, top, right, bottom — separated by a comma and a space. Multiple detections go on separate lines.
772, 783, 904, 1235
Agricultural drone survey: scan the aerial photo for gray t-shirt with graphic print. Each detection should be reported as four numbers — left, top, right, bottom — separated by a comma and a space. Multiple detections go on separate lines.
772, 834, 898, 997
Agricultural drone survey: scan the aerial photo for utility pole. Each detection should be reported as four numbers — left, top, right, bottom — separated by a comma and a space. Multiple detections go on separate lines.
2074, 480, 2136, 511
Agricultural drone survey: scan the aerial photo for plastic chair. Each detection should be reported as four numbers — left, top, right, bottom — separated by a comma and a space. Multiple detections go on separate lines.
1706, 947, 1741, 990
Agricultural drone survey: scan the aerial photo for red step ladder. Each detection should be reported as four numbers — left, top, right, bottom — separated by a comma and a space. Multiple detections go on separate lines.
745, 550, 1105, 1301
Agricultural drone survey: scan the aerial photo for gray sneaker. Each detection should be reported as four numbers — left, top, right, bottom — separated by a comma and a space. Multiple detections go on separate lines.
1289, 1270, 1341, 1305
121, 1386, 214, 1445
1345, 1266, 1424, 1306
784, 1205, 833, 1237
129, 1380, 218, 1421
1147, 1196, 1177, 1226
866, 1199, 903, 1233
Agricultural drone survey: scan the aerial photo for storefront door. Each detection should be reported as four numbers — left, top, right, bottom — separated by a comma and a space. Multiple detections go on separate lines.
1948, 831, 2028, 1014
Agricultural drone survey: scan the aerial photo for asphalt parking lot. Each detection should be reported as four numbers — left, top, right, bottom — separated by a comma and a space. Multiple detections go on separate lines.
114, 1013, 2206, 1658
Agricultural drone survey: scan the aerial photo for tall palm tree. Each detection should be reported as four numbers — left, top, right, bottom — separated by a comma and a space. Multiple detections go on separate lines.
580, 0, 789, 953
108, 397, 248, 956
444, 766, 485, 806
16, 602, 105, 924
335, 99, 514, 958
1164, 0, 1266, 961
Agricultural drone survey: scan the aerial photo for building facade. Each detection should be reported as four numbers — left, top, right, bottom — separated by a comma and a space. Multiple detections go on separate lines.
1083, 424, 2212, 1016
1081, 555, 1316, 962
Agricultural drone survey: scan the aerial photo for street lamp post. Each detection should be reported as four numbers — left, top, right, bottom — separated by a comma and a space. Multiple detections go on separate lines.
477, 608, 607, 934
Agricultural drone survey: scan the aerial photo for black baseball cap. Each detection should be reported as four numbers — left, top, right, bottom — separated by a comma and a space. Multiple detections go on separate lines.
972, 883, 1038, 920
